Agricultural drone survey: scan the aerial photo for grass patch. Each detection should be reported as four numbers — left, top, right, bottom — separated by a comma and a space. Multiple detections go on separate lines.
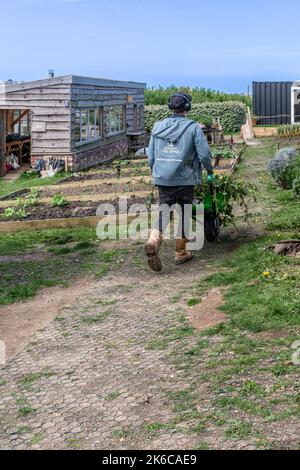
147, 323, 195, 351
241, 380, 266, 398
184, 338, 209, 357
224, 419, 252, 439
167, 388, 198, 416
0, 172, 70, 199
0, 227, 98, 257
0, 231, 128, 305
197, 235, 300, 331
267, 201, 300, 231
217, 396, 272, 419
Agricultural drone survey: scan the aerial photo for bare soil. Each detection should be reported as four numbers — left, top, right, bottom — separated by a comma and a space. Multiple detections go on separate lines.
41, 181, 153, 197
59, 168, 150, 182
187, 287, 227, 330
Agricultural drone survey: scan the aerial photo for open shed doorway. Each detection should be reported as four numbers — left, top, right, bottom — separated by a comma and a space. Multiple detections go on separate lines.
0, 108, 31, 177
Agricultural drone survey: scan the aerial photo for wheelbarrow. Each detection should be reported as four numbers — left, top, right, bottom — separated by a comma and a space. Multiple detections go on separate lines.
192, 176, 227, 242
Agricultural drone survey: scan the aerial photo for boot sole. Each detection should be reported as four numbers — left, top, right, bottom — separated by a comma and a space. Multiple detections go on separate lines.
145, 244, 162, 272
175, 256, 194, 266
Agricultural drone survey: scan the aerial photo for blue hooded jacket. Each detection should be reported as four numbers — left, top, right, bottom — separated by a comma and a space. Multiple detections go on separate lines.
148, 115, 213, 187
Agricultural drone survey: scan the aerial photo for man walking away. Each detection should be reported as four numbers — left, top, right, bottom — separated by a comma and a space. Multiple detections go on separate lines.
145, 93, 214, 272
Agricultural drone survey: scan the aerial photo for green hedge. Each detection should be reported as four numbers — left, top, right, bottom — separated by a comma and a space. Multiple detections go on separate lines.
145, 102, 247, 133
145, 86, 252, 107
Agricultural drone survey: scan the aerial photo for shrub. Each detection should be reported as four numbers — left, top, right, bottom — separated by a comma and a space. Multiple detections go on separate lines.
292, 176, 300, 197
267, 147, 300, 189
144, 101, 247, 133
275, 147, 298, 160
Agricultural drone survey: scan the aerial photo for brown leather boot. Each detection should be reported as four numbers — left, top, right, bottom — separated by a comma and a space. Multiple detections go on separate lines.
145, 229, 163, 272
175, 238, 194, 265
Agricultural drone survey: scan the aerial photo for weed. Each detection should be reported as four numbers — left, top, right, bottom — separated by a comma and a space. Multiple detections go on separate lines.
104, 392, 120, 401
111, 429, 129, 439
81, 311, 112, 324
21, 368, 56, 388
187, 298, 201, 307
18, 406, 36, 416
16, 426, 32, 435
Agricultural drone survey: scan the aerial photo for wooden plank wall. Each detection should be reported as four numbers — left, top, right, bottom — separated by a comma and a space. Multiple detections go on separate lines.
0, 110, 6, 176
125, 90, 144, 132
0, 84, 71, 157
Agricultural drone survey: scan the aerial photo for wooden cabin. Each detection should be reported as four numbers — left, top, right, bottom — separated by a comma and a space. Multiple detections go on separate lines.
0, 75, 146, 176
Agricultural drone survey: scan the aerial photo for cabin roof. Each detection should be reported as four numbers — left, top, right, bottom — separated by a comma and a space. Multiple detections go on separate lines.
1, 75, 147, 93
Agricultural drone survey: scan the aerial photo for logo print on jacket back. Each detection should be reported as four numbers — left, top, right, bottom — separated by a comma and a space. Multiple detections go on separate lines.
158, 138, 184, 158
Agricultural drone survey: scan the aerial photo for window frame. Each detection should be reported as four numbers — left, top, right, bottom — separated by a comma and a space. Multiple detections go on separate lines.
74, 107, 104, 146
106, 105, 125, 136
13, 110, 31, 136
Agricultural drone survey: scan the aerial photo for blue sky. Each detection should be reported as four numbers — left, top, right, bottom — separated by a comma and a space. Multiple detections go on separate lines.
1, 0, 300, 93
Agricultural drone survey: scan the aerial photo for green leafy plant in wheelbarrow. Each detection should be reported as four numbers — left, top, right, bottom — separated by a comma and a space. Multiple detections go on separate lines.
193, 173, 257, 241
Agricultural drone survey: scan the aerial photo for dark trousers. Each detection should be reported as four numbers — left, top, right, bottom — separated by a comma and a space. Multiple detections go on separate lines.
154, 185, 194, 239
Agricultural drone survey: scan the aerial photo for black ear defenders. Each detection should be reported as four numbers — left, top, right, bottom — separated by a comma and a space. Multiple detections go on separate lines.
168, 93, 192, 112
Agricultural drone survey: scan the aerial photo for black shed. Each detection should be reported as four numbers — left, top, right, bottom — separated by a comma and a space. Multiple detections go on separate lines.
252, 81, 293, 125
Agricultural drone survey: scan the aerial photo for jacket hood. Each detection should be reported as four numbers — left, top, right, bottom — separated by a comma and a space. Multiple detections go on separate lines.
152, 117, 195, 143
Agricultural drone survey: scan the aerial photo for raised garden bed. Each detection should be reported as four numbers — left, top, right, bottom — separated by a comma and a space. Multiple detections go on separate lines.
58, 166, 150, 182
0, 191, 153, 208
40, 180, 153, 198
0, 196, 154, 222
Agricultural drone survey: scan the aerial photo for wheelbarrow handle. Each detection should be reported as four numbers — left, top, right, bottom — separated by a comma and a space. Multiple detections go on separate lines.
208, 181, 218, 216
206, 173, 215, 183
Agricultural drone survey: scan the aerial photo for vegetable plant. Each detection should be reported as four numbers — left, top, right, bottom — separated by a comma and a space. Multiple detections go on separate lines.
4, 207, 27, 220
277, 124, 300, 138
211, 148, 236, 160
51, 193, 69, 207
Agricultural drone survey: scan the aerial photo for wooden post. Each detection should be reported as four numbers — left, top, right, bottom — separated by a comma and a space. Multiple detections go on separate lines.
0, 110, 6, 177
